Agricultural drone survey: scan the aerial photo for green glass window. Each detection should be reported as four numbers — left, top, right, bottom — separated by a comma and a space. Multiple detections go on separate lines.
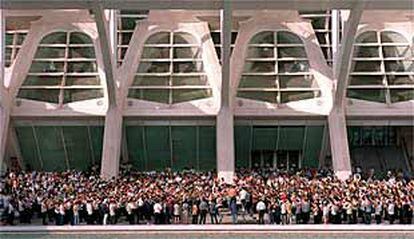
348, 31, 414, 103
117, 10, 149, 65
299, 11, 333, 64
17, 31, 104, 104
129, 31, 212, 104
126, 125, 216, 172
234, 125, 324, 169
238, 30, 320, 104
15, 126, 103, 171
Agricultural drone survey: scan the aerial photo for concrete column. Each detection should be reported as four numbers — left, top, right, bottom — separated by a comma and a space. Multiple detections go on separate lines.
329, 4, 364, 180
328, 109, 352, 180
100, 106, 123, 179
217, 106, 235, 183
93, 5, 122, 179
216, 1, 234, 183
0, 8, 9, 173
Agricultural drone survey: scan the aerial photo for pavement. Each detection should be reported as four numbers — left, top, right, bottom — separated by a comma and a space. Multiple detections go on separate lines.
1, 224, 414, 235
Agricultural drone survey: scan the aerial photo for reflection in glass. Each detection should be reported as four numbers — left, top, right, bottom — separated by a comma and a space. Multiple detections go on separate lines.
278, 61, 309, 73
244, 61, 275, 72
385, 61, 414, 72
63, 89, 104, 103
65, 76, 100, 86
17, 89, 60, 104
29, 61, 64, 73
138, 62, 170, 73
128, 89, 170, 104
67, 62, 97, 73
172, 75, 208, 86
142, 47, 170, 59
174, 32, 197, 44
390, 89, 414, 102
172, 89, 212, 103
280, 91, 318, 103
347, 89, 386, 103
277, 31, 302, 44
40, 32, 67, 44
173, 61, 203, 73
381, 31, 407, 43
239, 76, 277, 88
68, 47, 96, 58
247, 47, 274, 58
279, 75, 314, 88
382, 46, 411, 58
353, 61, 381, 72
146, 32, 170, 44
173, 47, 201, 59
278, 47, 307, 58
349, 76, 384, 86
387, 75, 414, 85
23, 76, 62, 86
355, 31, 378, 43
237, 91, 278, 103
250, 31, 274, 44
69, 32, 92, 44
354, 46, 379, 58
35, 47, 66, 59
133, 76, 169, 86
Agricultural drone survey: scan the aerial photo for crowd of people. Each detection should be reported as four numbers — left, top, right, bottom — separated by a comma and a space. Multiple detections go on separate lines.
0, 167, 413, 226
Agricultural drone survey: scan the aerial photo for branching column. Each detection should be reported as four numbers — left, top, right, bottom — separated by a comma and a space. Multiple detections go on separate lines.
329, 5, 364, 180
216, 1, 235, 183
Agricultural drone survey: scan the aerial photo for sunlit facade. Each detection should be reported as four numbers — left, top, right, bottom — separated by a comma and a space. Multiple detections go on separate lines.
0, 4, 413, 181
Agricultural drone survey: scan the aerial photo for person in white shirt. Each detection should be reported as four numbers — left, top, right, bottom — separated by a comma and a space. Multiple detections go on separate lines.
173, 203, 180, 224
86, 201, 93, 224
256, 199, 266, 224
109, 200, 117, 224
387, 200, 395, 224
153, 201, 163, 224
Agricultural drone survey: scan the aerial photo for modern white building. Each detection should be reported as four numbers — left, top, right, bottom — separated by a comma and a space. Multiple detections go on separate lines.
0, 0, 413, 181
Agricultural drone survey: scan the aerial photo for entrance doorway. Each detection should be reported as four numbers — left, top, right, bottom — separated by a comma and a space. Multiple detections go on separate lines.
251, 150, 301, 171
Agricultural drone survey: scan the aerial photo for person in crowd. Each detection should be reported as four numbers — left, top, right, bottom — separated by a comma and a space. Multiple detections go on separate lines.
0, 168, 413, 226
256, 198, 266, 224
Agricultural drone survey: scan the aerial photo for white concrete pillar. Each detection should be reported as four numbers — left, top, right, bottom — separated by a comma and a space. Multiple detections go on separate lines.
217, 106, 235, 183
328, 109, 352, 180
216, 1, 235, 183
100, 106, 123, 179
0, 107, 10, 173
0, 8, 10, 173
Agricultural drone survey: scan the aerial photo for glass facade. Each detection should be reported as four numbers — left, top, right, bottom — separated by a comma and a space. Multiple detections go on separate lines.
348, 31, 414, 103
128, 31, 212, 104
5, 18, 31, 67
15, 126, 103, 171
126, 125, 216, 171
237, 31, 320, 104
117, 10, 149, 65
17, 31, 104, 104
348, 126, 411, 172
299, 11, 335, 64
234, 125, 324, 169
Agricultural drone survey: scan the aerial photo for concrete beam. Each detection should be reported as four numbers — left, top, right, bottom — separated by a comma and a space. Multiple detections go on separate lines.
220, 0, 231, 108
0, 9, 5, 107
91, 3, 118, 108
0, 107, 11, 172
92, 3, 122, 179
3, 0, 413, 10
216, 1, 234, 183
100, 106, 123, 179
333, 2, 364, 108
329, 3, 364, 181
